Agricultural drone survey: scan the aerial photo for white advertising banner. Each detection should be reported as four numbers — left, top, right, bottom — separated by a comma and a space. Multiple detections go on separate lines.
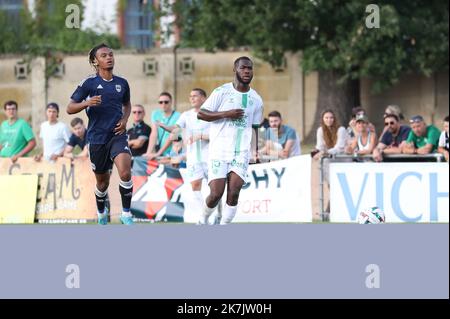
181, 155, 312, 223
330, 162, 449, 223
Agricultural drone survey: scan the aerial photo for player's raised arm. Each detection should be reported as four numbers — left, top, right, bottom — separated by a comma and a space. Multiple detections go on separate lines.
67, 96, 101, 115
197, 108, 244, 122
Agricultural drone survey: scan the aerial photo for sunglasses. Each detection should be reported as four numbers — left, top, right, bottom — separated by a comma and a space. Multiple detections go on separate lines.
159, 100, 170, 104
384, 121, 395, 126
133, 111, 143, 114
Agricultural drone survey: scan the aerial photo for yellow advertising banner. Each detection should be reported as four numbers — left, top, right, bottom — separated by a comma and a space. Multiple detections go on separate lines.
0, 175, 38, 223
0, 158, 97, 223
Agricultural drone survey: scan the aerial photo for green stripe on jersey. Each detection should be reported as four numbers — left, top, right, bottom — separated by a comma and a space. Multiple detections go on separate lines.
242, 93, 248, 108
235, 128, 243, 156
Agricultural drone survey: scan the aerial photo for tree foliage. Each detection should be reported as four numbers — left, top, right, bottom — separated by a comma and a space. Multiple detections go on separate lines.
0, 0, 120, 79
173, 0, 448, 93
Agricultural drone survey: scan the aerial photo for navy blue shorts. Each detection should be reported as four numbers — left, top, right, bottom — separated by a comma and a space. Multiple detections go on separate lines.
88, 134, 131, 174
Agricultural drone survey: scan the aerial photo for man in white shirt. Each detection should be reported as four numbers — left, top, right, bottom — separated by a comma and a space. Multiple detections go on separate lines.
197, 57, 263, 225
157, 88, 221, 223
35, 103, 71, 162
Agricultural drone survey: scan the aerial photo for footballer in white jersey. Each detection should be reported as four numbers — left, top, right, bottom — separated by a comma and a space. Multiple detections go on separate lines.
197, 57, 263, 225
154, 89, 222, 224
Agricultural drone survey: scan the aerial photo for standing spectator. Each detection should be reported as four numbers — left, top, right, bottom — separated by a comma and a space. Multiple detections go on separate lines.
312, 109, 348, 215
127, 104, 151, 157
313, 109, 348, 159
372, 113, 411, 162
438, 115, 449, 162
260, 110, 301, 159
401, 115, 440, 155
64, 117, 88, 159
35, 103, 71, 162
346, 114, 377, 156
145, 92, 180, 157
0, 100, 36, 163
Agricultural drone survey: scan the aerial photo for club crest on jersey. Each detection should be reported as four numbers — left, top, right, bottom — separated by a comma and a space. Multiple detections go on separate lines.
115, 84, 121, 92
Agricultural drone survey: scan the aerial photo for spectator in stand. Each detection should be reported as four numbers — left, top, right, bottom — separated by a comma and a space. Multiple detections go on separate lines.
127, 104, 151, 157
372, 113, 411, 162
64, 117, 88, 159
259, 110, 301, 160
312, 109, 348, 160
35, 103, 71, 162
437, 115, 449, 162
378, 104, 405, 142
346, 106, 375, 147
401, 115, 440, 155
346, 114, 377, 156
0, 100, 36, 163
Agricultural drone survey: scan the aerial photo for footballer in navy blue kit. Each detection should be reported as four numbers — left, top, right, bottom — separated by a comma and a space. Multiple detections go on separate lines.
67, 43, 134, 225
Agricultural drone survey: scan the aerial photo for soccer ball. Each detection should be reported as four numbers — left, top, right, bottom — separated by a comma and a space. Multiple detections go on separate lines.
358, 207, 385, 224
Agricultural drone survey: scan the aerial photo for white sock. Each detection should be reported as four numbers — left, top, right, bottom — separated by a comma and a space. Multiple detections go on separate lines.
121, 211, 132, 218
193, 190, 203, 211
199, 202, 215, 224
220, 203, 237, 225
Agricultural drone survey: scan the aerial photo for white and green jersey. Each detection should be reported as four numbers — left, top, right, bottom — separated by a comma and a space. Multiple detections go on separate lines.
176, 108, 210, 165
201, 82, 263, 161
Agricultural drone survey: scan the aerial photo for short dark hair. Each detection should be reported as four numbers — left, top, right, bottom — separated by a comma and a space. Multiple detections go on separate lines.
384, 113, 399, 122
46, 102, 59, 113
234, 56, 252, 68
192, 88, 207, 97
444, 115, 449, 122
159, 92, 172, 101
4, 100, 18, 110
88, 43, 110, 68
70, 117, 84, 127
268, 111, 282, 119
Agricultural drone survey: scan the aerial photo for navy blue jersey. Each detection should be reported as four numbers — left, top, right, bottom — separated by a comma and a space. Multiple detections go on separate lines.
68, 133, 86, 150
70, 74, 130, 144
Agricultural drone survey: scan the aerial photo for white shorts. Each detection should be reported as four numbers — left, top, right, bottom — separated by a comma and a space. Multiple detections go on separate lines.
185, 162, 208, 183
208, 157, 249, 184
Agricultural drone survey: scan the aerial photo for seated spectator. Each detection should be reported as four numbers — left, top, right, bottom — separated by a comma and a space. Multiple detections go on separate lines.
401, 115, 440, 155
64, 117, 88, 159
312, 109, 348, 159
347, 106, 375, 147
346, 114, 377, 156
0, 100, 36, 163
259, 110, 301, 160
438, 115, 449, 162
35, 103, 71, 162
373, 113, 411, 162
127, 104, 151, 157
379, 104, 405, 142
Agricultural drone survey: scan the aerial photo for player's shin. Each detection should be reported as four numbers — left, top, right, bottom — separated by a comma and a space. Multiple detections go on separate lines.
94, 186, 108, 214
220, 203, 237, 225
119, 179, 133, 217
199, 202, 215, 225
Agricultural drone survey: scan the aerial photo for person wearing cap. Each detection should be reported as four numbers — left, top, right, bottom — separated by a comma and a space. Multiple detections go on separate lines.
401, 115, 440, 155
34, 102, 71, 162
345, 113, 377, 156
373, 113, 411, 162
